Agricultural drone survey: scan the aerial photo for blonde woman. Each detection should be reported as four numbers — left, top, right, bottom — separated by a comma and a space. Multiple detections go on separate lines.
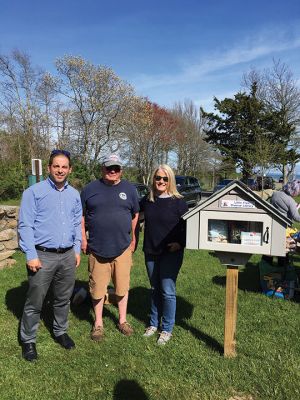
140, 164, 188, 345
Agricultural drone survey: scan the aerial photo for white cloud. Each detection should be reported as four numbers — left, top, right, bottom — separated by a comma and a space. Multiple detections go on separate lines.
131, 27, 300, 91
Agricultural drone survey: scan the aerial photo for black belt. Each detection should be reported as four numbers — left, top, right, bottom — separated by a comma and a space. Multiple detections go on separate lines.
35, 245, 73, 254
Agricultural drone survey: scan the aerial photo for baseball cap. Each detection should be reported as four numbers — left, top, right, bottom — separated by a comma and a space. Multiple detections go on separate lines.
102, 153, 123, 167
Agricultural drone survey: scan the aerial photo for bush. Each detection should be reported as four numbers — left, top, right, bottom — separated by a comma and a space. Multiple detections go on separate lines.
0, 163, 26, 200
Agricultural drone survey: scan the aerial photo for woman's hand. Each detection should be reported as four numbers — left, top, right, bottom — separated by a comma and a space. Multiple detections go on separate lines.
167, 242, 181, 252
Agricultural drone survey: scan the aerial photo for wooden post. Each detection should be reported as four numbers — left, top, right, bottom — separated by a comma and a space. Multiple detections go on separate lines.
224, 265, 239, 358
35, 159, 40, 183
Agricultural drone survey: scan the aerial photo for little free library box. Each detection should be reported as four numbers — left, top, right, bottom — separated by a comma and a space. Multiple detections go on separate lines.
183, 180, 292, 357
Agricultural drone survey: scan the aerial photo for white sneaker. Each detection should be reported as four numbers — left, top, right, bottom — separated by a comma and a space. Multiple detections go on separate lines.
157, 331, 172, 345
143, 326, 158, 337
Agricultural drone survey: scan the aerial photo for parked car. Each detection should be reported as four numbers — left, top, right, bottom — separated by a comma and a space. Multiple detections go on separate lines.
175, 175, 201, 207
241, 177, 256, 190
132, 182, 149, 226
132, 182, 149, 201
213, 178, 235, 192
255, 176, 275, 190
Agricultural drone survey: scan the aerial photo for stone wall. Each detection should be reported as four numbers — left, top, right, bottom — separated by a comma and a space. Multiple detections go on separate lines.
0, 206, 19, 269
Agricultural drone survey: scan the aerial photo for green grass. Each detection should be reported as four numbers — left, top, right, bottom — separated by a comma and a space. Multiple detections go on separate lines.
0, 244, 299, 400
0, 198, 21, 206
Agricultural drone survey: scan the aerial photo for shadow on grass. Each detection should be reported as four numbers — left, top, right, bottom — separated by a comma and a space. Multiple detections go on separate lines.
113, 380, 149, 400
5, 278, 94, 343
129, 286, 223, 354
212, 261, 261, 292
5, 280, 28, 343
70, 280, 122, 327
5, 280, 222, 353
5, 280, 28, 320
5, 279, 56, 343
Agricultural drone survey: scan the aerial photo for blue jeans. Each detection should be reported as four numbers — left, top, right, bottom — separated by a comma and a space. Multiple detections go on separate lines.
145, 250, 184, 333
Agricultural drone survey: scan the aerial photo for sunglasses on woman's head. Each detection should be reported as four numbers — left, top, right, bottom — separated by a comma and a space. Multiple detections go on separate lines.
154, 175, 168, 182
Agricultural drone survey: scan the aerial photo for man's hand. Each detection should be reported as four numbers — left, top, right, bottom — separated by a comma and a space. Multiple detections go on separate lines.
81, 238, 88, 254
130, 212, 139, 253
167, 242, 181, 252
81, 216, 88, 254
75, 254, 81, 268
27, 258, 42, 273
130, 237, 136, 253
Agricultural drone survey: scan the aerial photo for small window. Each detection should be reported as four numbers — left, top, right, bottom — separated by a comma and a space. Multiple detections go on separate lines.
208, 219, 263, 245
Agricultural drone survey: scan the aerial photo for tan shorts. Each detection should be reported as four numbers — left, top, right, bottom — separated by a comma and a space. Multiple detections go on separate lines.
88, 247, 132, 299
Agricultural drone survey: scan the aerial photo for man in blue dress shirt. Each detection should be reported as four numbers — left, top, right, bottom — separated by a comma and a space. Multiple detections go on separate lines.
18, 150, 82, 361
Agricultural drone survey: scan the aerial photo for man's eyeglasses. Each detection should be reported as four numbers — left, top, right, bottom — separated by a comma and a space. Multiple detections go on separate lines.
51, 149, 71, 158
105, 165, 121, 172
154, 175, 168, 182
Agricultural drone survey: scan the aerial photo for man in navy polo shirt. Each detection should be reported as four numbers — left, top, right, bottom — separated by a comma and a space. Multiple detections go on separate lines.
18, 150, 82, 361
81, 154, 139, 340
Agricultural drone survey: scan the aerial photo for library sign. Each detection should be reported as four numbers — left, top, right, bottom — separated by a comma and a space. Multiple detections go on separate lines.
220, 199, 255, 209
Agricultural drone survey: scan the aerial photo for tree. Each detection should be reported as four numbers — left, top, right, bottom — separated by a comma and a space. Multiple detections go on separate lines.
242, 59, 300, 181
172, 100, 212, 176
151, 102, 175, 165
250, 132, 284, 191
0, 49, 55, 179
201, 84, 288, 181
0, 131, 26, 199
125, 98, 176, 184
35, 72, 58, 152
54, 55, 136, 172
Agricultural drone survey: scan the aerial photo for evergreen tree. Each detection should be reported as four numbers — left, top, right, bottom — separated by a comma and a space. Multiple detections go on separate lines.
201, 84, 290, 180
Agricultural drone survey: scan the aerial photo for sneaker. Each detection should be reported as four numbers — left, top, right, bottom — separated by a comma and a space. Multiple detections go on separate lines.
157, 331, 172, 345
143, 326, 158, 337
91, 325, 104, 341
118, 321, 133, 336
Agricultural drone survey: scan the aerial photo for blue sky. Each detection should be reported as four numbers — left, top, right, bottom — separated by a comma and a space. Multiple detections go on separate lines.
0, 0, 300, 111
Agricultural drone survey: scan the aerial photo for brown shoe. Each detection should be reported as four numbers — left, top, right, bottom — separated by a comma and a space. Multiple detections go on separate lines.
91, 325, 104, 341
118, 321, 133, 336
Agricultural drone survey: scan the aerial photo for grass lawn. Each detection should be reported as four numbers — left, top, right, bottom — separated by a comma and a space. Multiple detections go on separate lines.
0, 198, 21, 206
0, 243, 299, 400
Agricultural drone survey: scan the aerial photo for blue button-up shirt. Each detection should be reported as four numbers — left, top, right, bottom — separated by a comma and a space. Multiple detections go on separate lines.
18, 177, 82, 261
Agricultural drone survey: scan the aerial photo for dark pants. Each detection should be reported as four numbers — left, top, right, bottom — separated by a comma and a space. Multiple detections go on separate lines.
145, 250, 184, 333
20, 249, 76, 343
